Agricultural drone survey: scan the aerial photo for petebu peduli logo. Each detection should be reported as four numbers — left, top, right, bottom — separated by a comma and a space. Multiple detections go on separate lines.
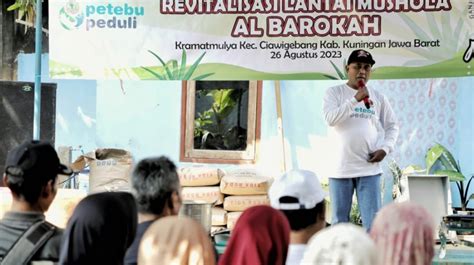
59, 0, 84, 30
59, 0, 144, 31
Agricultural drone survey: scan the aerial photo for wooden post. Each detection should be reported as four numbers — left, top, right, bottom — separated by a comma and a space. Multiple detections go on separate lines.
57, 146, 72, 186
275, 81, 287, 173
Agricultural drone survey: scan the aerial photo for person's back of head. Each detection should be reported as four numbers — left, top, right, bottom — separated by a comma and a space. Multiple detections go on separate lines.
301, 223, 378, 265
131, 156, 181, 216
60, 191, 137, 265
218, 205, 291, 265
1, 141, 72, 264
370, 202, 435, 265
278, 197, 326, 231
269, 170, 327, 236
138, 216, 216, 265
3, 140, 72, 210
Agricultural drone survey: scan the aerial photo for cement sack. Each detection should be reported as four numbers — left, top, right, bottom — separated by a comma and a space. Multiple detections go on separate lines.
182, 186, 224, 205
212, 207, 228, 226
220, 175, 272, 195
223, 195, 270, 212
223, 168, 258, 177
226, 211, 243, 230
178, 167, 223, 187
71, 148, 133, 193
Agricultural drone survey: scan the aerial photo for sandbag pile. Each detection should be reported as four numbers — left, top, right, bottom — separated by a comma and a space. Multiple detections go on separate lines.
219, 169, 272, 231
178, 168, 272, 231
178, 167, 226, 232
179, 167, 224, 203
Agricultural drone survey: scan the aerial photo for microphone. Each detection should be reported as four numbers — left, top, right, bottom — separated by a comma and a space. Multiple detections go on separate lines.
357, 79, 370, 109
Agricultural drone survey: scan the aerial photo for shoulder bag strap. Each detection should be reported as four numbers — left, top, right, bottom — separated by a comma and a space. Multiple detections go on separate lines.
1, 220, 56, 265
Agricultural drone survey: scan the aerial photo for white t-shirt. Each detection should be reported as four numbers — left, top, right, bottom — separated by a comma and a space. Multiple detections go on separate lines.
323, 84, 399, 178
285, 244, 306, 265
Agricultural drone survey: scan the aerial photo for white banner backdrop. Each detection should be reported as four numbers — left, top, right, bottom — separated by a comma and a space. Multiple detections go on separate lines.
49, 0, 474, 80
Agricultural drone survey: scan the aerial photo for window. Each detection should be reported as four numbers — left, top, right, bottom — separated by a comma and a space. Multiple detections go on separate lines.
180, 81, 262, 164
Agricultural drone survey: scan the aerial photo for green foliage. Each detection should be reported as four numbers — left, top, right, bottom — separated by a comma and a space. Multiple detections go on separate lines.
389, 160, 403, 200
350, 201, 362, 226
141, 49, 214, 80
433, 170, 466, 182
7, 0, 36, 26
426, 143, 473, 211
402, 164, 425, 174
194, 88, 246, 150
196, 89, 239, 134
426, 143, 464, 181
399, 13, 468, 64
194, 109, 213, 136
323, 59, 348, 80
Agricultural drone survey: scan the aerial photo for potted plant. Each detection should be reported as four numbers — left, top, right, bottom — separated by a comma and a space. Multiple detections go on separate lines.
426, 143, 474, 213
388, 160, 403, 201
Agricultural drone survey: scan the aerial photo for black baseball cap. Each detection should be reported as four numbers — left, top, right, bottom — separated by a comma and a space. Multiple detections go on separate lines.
347, 49, 376, 65
5, 140, 73, 182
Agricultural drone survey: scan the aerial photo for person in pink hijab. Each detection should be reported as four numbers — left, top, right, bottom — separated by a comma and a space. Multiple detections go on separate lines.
370, 202, 435, 265
218, 205, 291, 265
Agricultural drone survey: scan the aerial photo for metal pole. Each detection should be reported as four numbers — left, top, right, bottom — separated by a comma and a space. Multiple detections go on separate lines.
33, 0, 43, 140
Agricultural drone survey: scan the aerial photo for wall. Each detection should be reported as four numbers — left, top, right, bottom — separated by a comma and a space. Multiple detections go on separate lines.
18, 54, 97, 157
276, 79, 474, 207
456, 78, 474, 208
17, 53, 474, 207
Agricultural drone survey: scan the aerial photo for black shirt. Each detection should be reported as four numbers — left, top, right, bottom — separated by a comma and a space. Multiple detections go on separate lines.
123, 220, 154, 265
0, 211, 63, 263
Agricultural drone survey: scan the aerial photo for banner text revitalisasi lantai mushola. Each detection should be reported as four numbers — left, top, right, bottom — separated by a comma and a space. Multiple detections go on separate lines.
161, 0, 451, 14
161, 0, 452, 37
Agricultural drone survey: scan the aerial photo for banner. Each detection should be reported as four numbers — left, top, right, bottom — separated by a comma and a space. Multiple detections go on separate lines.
49, 0, 474, 80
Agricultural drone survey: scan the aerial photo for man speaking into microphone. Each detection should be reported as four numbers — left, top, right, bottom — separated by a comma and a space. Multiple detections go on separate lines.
322, 49, 399, 231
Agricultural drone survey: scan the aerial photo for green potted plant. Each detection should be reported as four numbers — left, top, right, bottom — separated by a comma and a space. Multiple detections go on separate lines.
388, 160, 426, 202
389, 160, 403, 201
426, 143, 474, 213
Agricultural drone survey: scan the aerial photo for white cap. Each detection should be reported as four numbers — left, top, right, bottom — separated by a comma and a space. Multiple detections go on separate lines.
269, 169, 327, 210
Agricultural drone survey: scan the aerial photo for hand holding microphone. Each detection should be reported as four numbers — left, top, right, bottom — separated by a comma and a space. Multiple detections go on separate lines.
355, 80, 371, 109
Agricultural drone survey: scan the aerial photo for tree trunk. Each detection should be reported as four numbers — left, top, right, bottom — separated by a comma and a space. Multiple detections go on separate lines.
1, 1, 49, 81
1, 0, 16, 80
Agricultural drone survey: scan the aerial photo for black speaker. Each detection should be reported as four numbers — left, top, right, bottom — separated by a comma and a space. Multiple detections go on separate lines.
0, 81, 56, 179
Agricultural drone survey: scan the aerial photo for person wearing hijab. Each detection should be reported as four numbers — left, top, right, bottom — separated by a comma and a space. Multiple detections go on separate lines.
138, 216, 215, 265
370, 202, 435, 265
218, 205, 290, 265
300, 223, 378, 265
59, 192, 137, 265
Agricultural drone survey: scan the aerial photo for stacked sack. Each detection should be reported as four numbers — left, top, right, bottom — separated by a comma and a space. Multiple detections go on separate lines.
178, 167, 226, 233
220, 169, 272, 231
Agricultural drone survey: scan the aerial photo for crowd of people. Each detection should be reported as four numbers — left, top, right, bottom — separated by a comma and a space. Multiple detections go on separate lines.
0, 140, 436, 265
0, 50, 438, 265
